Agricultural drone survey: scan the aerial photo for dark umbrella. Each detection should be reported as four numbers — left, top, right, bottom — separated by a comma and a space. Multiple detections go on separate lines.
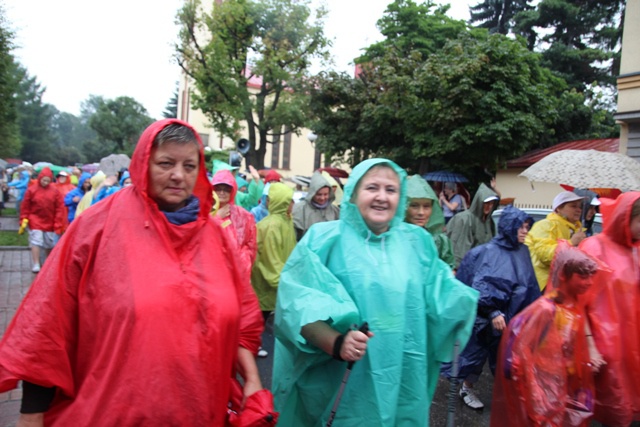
227, 380, 278, 427
423, 171, 468, 183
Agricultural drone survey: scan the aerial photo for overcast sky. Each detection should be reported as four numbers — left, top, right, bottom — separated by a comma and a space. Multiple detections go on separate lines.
3, 0, 471, 120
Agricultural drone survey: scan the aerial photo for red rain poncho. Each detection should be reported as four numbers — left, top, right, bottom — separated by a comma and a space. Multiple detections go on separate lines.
580, 192, 640, 426
491, 243, 598, 427
212, 169, 258, 280
20, 167, 66, 233
0, 119, 263, 426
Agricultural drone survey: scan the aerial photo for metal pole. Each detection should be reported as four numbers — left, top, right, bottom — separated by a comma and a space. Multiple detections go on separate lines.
447, 341, 461, 427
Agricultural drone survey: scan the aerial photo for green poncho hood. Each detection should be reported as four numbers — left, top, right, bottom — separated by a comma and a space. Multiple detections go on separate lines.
267, 183, 293, 215
340, 158, 407, 237
405, 174, 445, 234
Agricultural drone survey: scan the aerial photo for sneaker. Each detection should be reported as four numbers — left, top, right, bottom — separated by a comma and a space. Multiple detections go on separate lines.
32, 263, 40, 273
257, 347, 268, 358
460, 384, 484, 409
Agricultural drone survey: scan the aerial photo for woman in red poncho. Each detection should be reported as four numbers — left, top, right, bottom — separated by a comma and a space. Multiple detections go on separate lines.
211, 169, 258, 281
0, 120, 264, 427
580, 192, 640, 426
19, 167, 66, 273
490, 243, 599, 427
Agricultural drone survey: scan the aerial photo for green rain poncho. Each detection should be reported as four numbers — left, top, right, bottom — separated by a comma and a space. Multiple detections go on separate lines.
446, 183, 498, 268
405, 174, 455, 268
273, 159, 479, 427
250, 183, 296, 311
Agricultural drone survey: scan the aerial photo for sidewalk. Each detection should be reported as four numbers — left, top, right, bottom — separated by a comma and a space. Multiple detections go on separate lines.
0, 241, 32, 426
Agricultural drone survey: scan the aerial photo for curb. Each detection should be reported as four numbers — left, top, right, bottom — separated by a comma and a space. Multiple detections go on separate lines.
0, 246, 29, 251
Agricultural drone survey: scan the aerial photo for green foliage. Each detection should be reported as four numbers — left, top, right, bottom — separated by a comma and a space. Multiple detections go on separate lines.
310, 30, 603, 174
175, 0, 330, 169
469, 0, 531, 34
513, 0, 624, 90
14, 66, 56, 162
87, 95, 153, 152
0, 6, 20, 158
360, 0, 470, 62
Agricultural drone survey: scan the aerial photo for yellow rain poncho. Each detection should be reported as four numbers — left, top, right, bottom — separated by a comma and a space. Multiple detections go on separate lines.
273, 158, 478, 426
250, 183, 296, 311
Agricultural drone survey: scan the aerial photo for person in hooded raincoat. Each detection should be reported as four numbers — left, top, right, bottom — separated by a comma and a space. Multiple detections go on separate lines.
251, 183, 271, 224
74, 171, 105, 217
235, 166, 264, 212
320, 170, 344, 207
54, 171, 75, 197
63, 172, 91, 223
573, 188, 600, 237
579, 192, 640, 426
292, 171, 340, 241
20, 167, 66, 273
0, 120, 264, 427
251, 182, 296, 320
490, 243, 600, 427
446, 182, 499, 268
442, 205, 541, 409
525, 191, 587, 291
212, 169, 258, 280
272, 158, 479, 427
7, 166, 30, 218
404, 174, 455, 268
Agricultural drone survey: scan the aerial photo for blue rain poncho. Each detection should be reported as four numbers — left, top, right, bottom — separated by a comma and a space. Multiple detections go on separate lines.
273, 158, 479, 427
447, 205, 541, 379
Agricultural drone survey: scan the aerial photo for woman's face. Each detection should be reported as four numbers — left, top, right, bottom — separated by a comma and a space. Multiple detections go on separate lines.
312, 186, 330, 205
214, 184, 233, 206
148, 142, 199, 212
556, 200, 582, 223
564, 273, 594, 298
406, 198, 432, 227
57, 175, 68, 184
355, 166, 400, 235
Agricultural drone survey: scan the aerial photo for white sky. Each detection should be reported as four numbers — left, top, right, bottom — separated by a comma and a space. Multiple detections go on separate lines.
2, 0, 471, 120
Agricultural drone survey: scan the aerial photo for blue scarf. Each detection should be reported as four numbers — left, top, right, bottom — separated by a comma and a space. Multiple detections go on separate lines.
162, 196, 200, 225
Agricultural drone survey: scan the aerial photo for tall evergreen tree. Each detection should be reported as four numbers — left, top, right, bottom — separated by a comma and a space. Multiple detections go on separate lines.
162, 82, 178, 119
14, 66, 56, 162
0, 5, 20, 158
468, 0, 530, 35
514, 0, 625, 91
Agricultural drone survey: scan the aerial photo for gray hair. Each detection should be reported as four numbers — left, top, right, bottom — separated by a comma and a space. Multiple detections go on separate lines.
152, 124, 199, 148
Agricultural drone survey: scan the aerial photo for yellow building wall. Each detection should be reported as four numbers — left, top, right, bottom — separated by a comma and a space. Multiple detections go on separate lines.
496, 169, 566, 209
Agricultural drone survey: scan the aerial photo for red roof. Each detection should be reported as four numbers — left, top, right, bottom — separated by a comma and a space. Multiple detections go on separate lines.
506, 138, 620, 168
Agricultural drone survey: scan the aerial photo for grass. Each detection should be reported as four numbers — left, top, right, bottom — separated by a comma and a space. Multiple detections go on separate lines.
0, 230, 29, 246
1, 207, 17, 216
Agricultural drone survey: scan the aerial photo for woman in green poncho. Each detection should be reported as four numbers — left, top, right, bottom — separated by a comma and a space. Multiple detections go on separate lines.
273, 158, 479, 427
405, 174, 455, 269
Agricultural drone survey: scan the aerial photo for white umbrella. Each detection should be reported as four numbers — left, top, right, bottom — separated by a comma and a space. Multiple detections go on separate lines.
519, 149, 640, 191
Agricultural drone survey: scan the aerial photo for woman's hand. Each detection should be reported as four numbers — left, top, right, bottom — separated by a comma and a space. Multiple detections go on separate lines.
216, 204, 230, 218
16, 413, 44, 427
340, 330, 373, 362
587, 337, 606, 373
570, 230, 587, 246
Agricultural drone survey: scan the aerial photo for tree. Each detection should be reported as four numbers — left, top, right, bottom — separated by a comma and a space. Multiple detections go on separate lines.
162, 82, 179, 119
87, 95, 153, 153
468, 0, 531, 35
360, 0, 470, 62
175, 0, 330, 169
0, 5, 20, 158
49, 109, 96, 165
513, 0, 625, 91
310, 30, 601, 176
14, 66, 56, 162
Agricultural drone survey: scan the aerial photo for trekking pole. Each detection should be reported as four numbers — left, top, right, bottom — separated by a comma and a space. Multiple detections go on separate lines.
325, 322, 369, 427
446, 341, 461, 427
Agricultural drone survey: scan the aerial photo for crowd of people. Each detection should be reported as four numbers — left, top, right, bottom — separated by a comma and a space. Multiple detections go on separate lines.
0, 118, 638, 426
